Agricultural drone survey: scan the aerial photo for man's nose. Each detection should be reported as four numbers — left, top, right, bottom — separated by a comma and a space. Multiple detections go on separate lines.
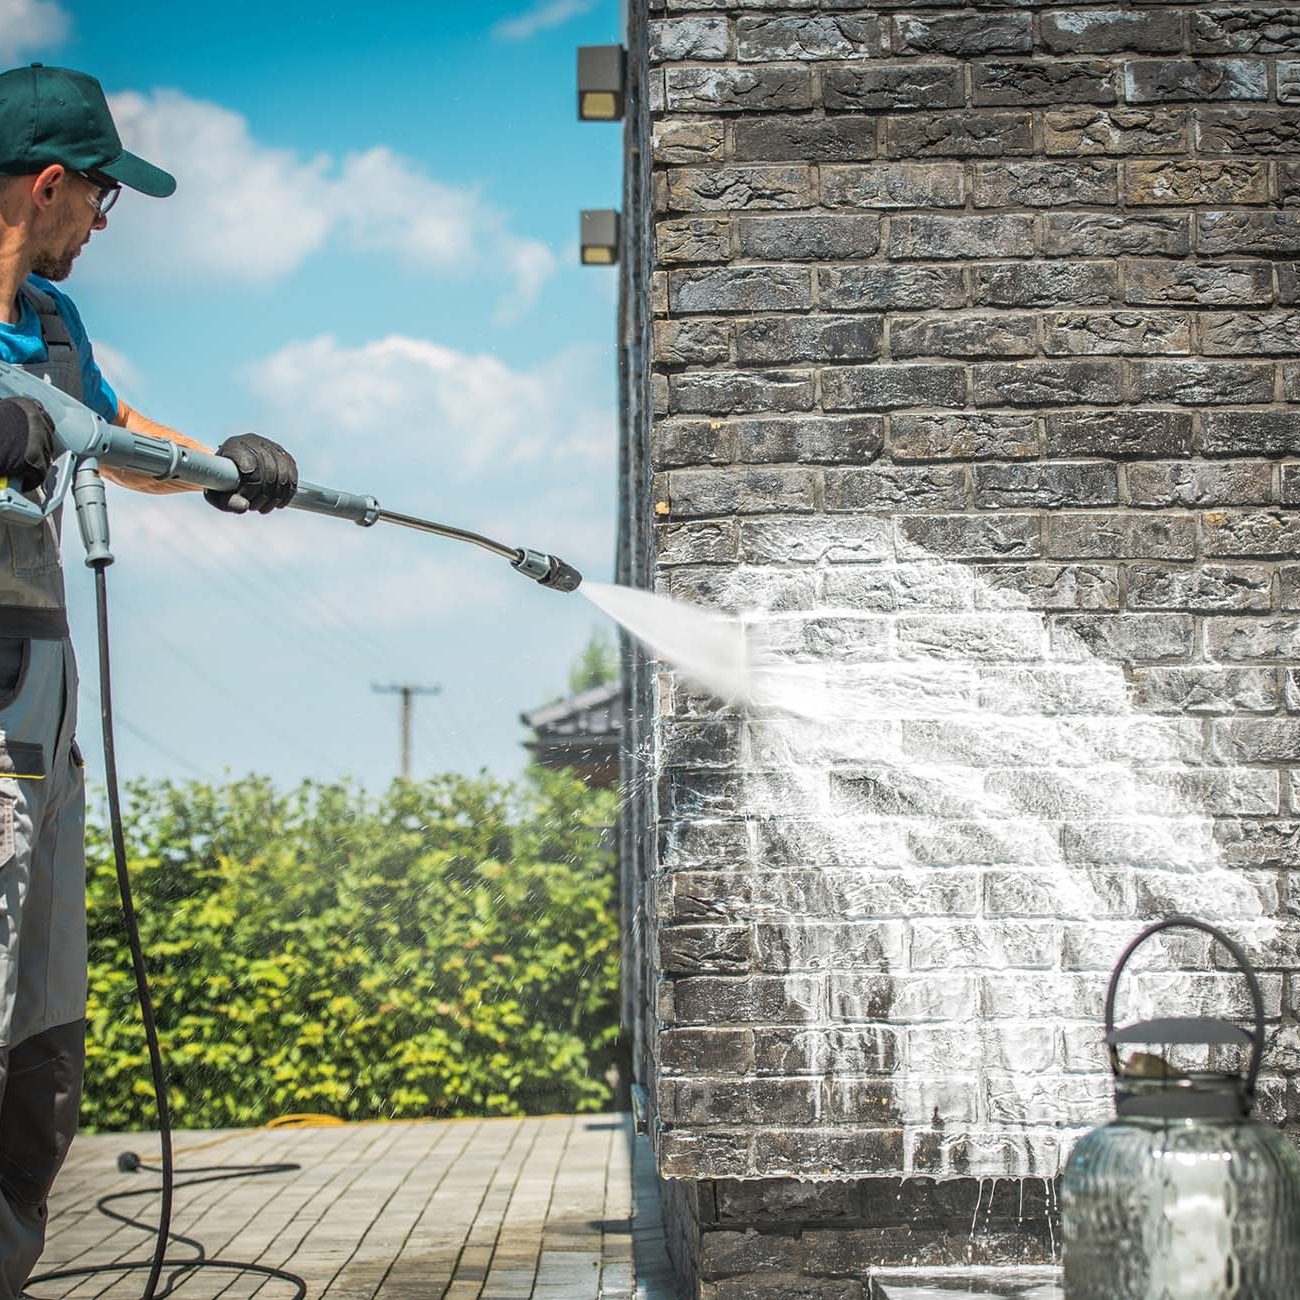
91, 213, 108, 232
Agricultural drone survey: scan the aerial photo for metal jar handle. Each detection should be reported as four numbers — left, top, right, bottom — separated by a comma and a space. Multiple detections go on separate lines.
1104, 915, 1266, 1096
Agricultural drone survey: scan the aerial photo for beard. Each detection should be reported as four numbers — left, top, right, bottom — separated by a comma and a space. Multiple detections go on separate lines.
31, 241, 79, 282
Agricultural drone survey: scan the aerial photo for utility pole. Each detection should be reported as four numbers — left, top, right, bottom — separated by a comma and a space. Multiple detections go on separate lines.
372, 682, 441, 780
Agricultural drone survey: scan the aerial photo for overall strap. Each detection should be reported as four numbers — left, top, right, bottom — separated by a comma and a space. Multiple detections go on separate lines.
15, 281, 84, 403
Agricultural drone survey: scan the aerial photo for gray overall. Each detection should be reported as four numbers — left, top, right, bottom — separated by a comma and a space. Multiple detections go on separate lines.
0, 281, 88, 1297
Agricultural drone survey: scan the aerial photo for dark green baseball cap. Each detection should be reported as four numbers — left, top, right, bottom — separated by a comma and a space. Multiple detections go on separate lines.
0, 63, 175, 197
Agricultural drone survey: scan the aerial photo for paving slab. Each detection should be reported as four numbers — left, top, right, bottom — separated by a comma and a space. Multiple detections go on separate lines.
25, 1114, 671, 1300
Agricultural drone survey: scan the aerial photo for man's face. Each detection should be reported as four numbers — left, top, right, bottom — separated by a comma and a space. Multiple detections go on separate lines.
30, 173, 106, 282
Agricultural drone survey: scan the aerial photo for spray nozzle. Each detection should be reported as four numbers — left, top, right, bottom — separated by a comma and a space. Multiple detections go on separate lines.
512, 548, 582, 593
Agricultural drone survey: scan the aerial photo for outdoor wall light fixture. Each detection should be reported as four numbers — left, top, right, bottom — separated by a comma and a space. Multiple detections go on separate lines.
578, 45, 625, 121
580, 209, 619, 265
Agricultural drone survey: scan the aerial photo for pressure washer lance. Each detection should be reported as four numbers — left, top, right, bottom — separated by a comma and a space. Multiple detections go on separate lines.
0, 358, 582, 590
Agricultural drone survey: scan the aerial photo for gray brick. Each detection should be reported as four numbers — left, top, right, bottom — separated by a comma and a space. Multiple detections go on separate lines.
822, 363, 967, 411
1128, 563, 1273, 612
1125, 59, 1268, 103
897, 513, 1039, 561
1043, 310, 1192, 356
655, 318, 732, 366
890, 314, 1037, 359
670, 975, 823, 1026
699, 1228, 797, 1278
739, 515, 891, 564
973, 160, 1117, 207
669, 266, 812, 314
885, 112, 1035, 160
1130, 666, 1279, 715
667, 467, 820, 519
752, 1027, 899, 1078
1203, 511, 1300, 558
1216, 718, 1300, 764
1050, 612, 1196, 661
737, 214, 880, 260
1203, 411, 1300, 455
974, 564, 1120, 611
1045, 107, 1188, 156
972, 360, 1122, 407
1044, 212, 1190, 256
650, 16, 731, 62
974, 463, 1118, 509
986, 867, 1134, 918
822, 162, 965, 209
733, 117, 877, 163
665, 67, 814, 113
658, 518, 741, 566
660, 1028, 755, 1077
657, 216, 732, 265
670, 565, 817, 613
1208, 617, 1300, 661
1047, 410, 1194, 458
738, 15, 884, 61
753, 922, 905, 972
1042, 10, 1184, 55
1046, 513, 1197, 559
1129, 360, 1275, 405
892, 613, 1045, 663
889, 214, 1035, 261
1285, 465, 1300, 503
891, 412, 1039, 462
659, 924, 751, 974
1126, 461, 1274, 508
654, 119, 726, 166
1124, 259, 1274, 307
1282, 61, 1300, 104
974, 59, 1117, 107
825, 464, 967, 511
818, 264, 966, 310
1198, 108, 1300, 153
666, 165, 815, 212
658, 419, 732, 468
732, 415, 885, 465
1125, 159, 1270, 205
973, 261, 1119, 308
736, 315, 882, 364
1199, 211, 1300, 256
670, 370, 814, 415
822, 64, 963, 112
1192, 8, 1300, 54
1202, 311, 1300, 356
892, 12, 1031, 57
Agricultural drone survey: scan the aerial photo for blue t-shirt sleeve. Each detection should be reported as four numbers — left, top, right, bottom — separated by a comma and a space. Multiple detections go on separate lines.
33, 279, 120, 423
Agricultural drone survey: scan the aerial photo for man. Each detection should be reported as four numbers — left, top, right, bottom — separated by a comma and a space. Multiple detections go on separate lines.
0, 64, 298, 1294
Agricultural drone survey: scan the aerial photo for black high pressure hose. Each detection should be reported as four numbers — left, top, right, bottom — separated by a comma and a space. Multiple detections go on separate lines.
25, 561, 307, 1300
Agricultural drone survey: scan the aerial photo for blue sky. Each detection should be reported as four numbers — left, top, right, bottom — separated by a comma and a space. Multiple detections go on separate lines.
3, 0, 625, 787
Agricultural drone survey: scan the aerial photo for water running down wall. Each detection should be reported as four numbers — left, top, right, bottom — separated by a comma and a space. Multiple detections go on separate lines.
589, 567, 1286, 1180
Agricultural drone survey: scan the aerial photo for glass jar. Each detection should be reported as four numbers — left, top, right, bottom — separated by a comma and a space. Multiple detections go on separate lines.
1061, 917, 1300, 1300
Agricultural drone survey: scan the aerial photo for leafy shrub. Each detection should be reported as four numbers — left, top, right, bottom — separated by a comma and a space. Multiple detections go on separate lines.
81, 768, 621, 1131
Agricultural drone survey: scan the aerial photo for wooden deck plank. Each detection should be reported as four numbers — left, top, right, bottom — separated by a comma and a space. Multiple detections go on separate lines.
28, 1115, 656, 1300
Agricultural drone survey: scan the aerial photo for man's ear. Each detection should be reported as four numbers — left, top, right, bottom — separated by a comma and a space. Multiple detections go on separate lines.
31, 164, 67, 209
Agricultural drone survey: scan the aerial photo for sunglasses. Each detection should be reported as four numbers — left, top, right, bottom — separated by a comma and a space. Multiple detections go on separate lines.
77, 169, 121, 218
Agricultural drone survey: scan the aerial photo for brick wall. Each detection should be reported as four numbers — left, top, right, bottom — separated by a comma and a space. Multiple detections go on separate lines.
617, 2, 1300, 1294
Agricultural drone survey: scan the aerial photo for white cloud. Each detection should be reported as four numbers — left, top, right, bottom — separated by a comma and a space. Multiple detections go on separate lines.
94, 90, 554, 314
0, 0, 69, 64
246, 333, 615, 478
492, 0, 596, 41
88, 339, 143, 399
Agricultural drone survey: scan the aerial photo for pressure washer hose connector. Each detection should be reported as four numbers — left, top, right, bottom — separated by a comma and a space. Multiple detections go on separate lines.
512, 548, 583, 593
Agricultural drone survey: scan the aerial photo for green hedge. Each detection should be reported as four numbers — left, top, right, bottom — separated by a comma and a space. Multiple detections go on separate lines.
82, 769, 621, 1131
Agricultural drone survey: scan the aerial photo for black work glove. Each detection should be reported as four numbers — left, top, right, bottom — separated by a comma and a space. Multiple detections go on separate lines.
0, 396, 55, 494
205, 433, 298, 515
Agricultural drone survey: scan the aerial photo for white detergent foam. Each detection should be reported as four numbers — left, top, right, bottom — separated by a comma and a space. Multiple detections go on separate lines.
583, 557, 1283, 1180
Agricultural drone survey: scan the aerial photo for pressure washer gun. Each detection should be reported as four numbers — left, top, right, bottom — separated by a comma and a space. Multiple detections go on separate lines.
0, 360, 581, 591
